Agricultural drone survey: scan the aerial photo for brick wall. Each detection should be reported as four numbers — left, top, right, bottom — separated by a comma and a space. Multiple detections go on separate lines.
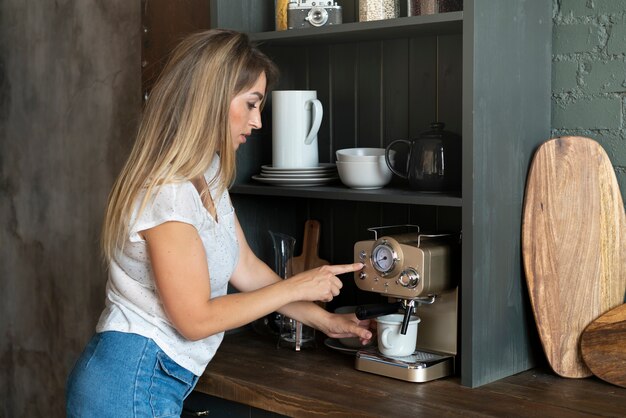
552, 0, 626, 194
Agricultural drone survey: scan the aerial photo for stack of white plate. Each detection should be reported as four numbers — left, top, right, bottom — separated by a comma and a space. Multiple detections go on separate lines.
251, 163, 338, 187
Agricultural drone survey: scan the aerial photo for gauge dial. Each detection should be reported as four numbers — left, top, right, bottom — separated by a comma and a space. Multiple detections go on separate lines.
371, 243, 397, 275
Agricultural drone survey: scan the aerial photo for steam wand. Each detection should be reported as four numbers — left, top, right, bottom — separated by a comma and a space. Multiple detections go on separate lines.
400, 300, 416, 335
400, 296, 436, 334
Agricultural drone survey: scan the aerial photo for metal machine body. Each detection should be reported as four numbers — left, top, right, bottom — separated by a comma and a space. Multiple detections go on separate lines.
353, 226, 459, 382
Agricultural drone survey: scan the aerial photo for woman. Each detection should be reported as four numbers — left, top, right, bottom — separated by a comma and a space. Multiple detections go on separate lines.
66, 29, 371, 417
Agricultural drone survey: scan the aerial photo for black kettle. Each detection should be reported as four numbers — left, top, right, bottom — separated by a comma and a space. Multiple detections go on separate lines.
385, 122, 461, 192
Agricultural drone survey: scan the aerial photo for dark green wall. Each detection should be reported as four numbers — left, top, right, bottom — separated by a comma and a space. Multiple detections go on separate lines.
552, 0, 626, 196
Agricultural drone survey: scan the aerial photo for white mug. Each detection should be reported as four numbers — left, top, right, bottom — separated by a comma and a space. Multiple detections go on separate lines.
271, 90, 323, 168
376, 314, 420, 357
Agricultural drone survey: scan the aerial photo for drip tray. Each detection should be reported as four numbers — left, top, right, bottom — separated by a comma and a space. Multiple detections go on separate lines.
355, 348, 454, 382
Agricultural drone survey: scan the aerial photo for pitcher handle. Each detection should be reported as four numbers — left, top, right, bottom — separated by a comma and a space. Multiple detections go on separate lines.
385, 139, 410, 179
304, 99, 323, 145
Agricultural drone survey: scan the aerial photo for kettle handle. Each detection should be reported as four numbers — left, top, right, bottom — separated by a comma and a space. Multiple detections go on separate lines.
385, 139, 411, 179
304, 99, 323, 145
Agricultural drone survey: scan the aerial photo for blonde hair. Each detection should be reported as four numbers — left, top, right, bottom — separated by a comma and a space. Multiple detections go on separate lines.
101, 29, 278, 261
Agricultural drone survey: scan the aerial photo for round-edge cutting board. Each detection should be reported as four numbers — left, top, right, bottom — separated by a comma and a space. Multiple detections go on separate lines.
580, 303, 626, 388
522, 136, 626, 378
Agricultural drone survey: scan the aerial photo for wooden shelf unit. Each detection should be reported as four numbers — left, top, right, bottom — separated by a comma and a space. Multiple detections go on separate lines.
212, 0, 552, 387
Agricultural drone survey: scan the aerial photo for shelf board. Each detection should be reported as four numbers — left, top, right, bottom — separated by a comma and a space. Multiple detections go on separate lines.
249, 12, 463, 46
230, 183, 462, 206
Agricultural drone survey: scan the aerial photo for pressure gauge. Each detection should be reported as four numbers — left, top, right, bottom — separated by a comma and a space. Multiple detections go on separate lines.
371, 240, 400, 276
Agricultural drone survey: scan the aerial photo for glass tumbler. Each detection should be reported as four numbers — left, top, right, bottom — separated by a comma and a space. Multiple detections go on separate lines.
269, 230, 316, 350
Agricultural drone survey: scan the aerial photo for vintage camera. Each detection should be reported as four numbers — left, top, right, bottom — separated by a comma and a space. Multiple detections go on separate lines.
287, 0, 343, 29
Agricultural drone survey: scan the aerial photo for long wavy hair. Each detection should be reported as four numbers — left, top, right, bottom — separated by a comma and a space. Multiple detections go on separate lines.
101, 29, 279, 261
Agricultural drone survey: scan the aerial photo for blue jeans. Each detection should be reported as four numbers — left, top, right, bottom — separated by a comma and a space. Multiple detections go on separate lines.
66, 331, 199, 417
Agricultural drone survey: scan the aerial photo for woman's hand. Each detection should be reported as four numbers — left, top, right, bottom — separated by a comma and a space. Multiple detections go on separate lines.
320, 312, 374, 346
285, 263, 363, 303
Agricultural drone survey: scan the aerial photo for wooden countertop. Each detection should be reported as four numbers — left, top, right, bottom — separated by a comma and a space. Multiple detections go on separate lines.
196, 329, 626, 417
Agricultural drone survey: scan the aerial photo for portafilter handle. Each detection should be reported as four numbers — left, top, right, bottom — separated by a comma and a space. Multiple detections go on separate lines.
355, 302, 402, 320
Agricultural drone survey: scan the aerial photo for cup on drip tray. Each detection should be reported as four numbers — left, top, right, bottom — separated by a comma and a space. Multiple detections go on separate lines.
375, 314, 421, 357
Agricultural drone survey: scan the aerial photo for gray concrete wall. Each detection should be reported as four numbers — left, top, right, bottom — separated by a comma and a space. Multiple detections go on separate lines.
0, 2, 140, 416
552, 0, 626, 194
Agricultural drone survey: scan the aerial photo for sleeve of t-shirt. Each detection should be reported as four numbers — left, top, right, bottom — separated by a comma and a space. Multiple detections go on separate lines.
128, 182, 203, 243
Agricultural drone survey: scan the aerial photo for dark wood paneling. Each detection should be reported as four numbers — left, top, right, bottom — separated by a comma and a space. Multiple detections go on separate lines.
141, 0, 211, 100
408, 36, 438, 136
265, 46, 309, 90
382, 38, 410, 146
437, 34, 462, 134
330, 43, 359, 150
210, 0, 273, 32
308, 45, 333, 163
231, 195, 305, 266
258, 27, 461, 171
357, 41, 383, 148
337, 0, 358, 23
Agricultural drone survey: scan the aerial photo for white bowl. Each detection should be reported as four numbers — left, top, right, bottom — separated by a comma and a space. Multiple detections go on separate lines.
336, 148, 387, 162
336, 160, 393, 190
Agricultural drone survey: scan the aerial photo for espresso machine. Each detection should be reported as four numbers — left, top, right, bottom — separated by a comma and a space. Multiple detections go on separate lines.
353, 225, 459, 382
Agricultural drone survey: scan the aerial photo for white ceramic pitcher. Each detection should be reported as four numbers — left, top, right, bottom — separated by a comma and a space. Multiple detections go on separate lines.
271, 90, 323, 168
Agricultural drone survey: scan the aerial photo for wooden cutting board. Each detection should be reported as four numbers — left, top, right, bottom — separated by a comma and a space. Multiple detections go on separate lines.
580, 303, 626, 388
522, 136, 626, 378
292, 220, 329, 274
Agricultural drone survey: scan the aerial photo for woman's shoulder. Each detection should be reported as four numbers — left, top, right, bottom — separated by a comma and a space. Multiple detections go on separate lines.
153, 178, 202, 210
134, 179, 201, 220
156, 177, 195, 194
128, 179, 205, 242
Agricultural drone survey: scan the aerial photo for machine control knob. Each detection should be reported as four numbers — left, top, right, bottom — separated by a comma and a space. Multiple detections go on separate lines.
398, 268, 420, 289
359, 271, 367, 280
359, 250, 367, 261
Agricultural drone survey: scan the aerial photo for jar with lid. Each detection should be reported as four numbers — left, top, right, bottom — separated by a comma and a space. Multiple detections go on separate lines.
408, 0, 463, 16
275, 0, 289, 31
359, 0, 400, 22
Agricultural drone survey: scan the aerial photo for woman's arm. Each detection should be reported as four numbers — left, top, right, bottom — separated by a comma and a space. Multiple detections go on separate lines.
229, 215, 372, 342
143, 219, 365, 341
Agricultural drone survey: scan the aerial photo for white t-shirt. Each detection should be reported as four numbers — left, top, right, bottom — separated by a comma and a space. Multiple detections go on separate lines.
96, 155, 239, 375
